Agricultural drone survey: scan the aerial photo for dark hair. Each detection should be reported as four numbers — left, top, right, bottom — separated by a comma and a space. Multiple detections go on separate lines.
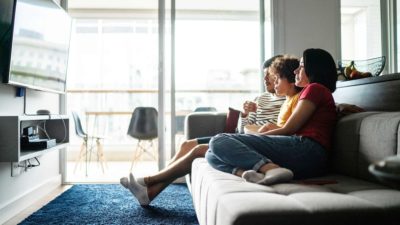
270, 55, 302, 92
263, 55, 283, 69
303, 48, 337, 92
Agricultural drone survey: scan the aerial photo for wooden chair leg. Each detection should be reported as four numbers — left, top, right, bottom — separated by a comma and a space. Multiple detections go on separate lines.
99, 140, 107, 169
130, 140, 144, 171
145, 139, 158, 161
74, 141, 86, 173
152, 139, 159, 162
96, 138, 107, 173
130, 139, 158, 171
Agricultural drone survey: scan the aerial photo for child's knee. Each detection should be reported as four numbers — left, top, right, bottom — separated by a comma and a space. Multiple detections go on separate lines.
191, 145, 208, 158
181, 139, 198, 151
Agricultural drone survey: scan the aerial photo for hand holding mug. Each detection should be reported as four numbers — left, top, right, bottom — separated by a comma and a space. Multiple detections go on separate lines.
242, 101, 257, 117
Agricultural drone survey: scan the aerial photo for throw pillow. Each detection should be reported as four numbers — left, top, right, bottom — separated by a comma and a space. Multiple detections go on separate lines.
224, 107, 241, 133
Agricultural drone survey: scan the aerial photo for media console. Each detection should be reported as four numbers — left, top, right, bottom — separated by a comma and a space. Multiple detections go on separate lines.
0, 115, 69, 162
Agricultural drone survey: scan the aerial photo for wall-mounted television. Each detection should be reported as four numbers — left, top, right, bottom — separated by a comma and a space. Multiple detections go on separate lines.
0, 0, 72, 94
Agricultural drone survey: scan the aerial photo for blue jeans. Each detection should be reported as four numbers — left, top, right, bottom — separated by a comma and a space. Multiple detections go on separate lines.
205, 133, 328, 179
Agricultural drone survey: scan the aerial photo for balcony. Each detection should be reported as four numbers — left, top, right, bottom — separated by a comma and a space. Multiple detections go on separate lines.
65, 88, 257, 182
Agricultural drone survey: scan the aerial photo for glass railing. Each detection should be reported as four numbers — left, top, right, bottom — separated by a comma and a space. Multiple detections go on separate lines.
66, 88, 258, 148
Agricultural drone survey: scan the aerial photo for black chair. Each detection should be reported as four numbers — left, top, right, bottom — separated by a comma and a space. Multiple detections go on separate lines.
71, 111, 107, 174
127, 107, 158, 171
194, 106, 217, 112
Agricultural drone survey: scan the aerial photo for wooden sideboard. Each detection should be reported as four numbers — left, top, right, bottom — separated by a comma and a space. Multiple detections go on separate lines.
333, 73, 400, 111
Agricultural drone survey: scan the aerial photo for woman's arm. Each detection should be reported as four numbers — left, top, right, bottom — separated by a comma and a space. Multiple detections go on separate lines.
261, 99, 316, 135
257, 123, 280, 133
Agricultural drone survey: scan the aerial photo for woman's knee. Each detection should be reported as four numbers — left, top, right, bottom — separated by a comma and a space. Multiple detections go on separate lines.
205, 149, 217, 166
209, 133, 231, 156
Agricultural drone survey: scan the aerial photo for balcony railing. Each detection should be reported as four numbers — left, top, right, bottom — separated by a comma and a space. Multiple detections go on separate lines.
66, 88, 258, 146
67, 89, 255, 93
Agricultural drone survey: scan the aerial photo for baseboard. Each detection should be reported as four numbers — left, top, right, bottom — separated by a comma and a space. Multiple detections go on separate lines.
0, 175, 61, 224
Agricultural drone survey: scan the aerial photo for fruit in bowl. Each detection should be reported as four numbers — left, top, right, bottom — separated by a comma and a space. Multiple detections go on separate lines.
349, 70, 372, 79
344, 61, 355, 77
344, 61, 372, 80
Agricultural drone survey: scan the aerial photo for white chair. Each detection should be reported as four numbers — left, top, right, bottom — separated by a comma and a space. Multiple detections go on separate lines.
72, 111, 107, 174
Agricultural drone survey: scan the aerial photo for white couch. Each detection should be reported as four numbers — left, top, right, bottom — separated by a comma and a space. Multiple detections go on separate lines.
186, 74, 400, 225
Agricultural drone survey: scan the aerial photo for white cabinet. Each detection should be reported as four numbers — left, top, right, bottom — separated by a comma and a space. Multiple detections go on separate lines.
0, 115, 69, 162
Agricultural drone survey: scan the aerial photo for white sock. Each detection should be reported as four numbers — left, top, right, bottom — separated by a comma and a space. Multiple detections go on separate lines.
120, 177, 129, 189
242, 170, 265, 183
257, 168, 294, 185
121, 173, 150, 206
136, 177, 146, 186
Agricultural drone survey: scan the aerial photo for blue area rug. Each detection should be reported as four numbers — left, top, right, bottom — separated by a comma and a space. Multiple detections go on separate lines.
19, 184, 199, 225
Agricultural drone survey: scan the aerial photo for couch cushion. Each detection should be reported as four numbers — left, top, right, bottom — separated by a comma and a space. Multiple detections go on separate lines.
358, 112, 400, 181
185, 112, 227, 139
331, 112, 379, 177
191, 158, 275, 225
216, 192, 311, 225
270, 183, 332, 195
217, 192, 390, 225
192, 158, 400, 225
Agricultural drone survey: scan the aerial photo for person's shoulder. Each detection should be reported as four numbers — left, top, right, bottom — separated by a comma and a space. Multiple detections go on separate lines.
259, 92, 285, 101
292, 92, 301, 101
308, 82, 324, 88
300, 83, 332, 101
304, 83, 330, 93
259, 92, 272, 97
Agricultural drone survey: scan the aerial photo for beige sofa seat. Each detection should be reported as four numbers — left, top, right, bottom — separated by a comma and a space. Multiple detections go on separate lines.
188, 112, 400, 225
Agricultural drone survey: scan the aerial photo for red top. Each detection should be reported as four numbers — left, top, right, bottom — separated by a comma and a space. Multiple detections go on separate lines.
295, 83, 337, 150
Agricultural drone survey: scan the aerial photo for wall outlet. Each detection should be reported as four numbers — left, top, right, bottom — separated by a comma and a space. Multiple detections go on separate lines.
11, 161, 27, 177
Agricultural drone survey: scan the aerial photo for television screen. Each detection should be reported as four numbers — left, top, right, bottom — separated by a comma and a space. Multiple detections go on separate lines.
0, 0, 72, 94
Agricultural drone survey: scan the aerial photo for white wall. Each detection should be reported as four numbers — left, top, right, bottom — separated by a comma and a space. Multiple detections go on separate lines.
0, 84, 62, 224
0, 0, 66, 223
272, 0, 341, 60
0, 0, 65, 223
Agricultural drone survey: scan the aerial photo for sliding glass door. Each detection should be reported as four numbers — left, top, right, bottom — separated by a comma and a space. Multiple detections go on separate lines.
66, 1, 159, 182
65, 0, 270, 182
170, 0, 263, 156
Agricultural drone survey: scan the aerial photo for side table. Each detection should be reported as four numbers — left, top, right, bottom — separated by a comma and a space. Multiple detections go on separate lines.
369, 155, 400, 189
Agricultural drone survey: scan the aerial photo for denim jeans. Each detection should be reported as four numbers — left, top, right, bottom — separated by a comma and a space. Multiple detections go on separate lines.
205, 133, 328, 179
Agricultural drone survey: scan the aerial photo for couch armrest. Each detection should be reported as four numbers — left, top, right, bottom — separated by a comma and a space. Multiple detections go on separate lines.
332, 111, 400, 181
185, 112, 227, 139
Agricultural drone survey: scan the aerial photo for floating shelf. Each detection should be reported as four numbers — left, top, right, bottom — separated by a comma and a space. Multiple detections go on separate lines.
0, 115, 69, 162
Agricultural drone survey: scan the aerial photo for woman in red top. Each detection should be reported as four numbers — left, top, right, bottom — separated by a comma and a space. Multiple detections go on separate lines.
205, 48, 337, 185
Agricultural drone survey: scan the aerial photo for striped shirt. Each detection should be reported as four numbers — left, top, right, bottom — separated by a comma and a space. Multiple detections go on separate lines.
239, 92, 285, 133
